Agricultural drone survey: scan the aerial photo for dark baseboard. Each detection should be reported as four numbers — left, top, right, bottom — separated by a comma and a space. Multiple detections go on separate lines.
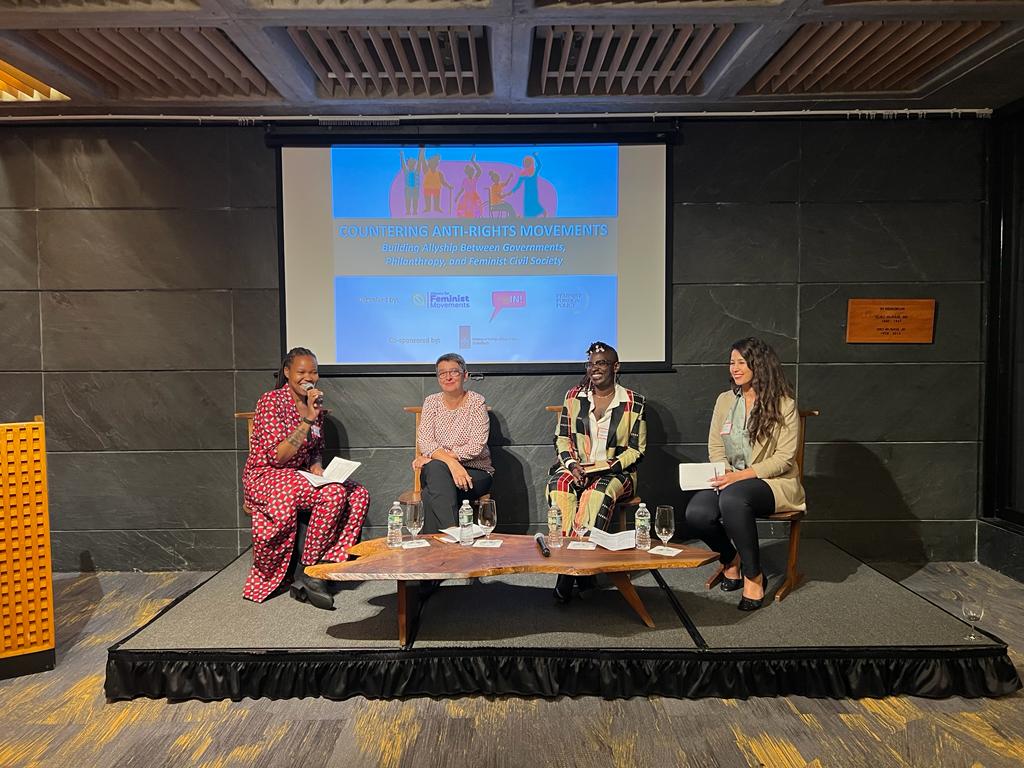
0, 648, 55, 681
978, 519, 1024, 584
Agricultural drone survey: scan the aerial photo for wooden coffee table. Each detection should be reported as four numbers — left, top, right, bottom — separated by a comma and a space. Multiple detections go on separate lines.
306, 534, 717, 647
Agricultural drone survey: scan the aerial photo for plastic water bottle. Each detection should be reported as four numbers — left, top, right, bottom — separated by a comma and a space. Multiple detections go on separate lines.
459, 500, 474, 546
635, 503, 651, 551
547, 505, 563, 549
386, 501, 403, 548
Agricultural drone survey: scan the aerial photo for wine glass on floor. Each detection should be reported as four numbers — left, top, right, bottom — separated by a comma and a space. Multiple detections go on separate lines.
477, 499, 497, 539
962, 599, 984, 641
403, 501, 424, 541
655, 505, 675, 547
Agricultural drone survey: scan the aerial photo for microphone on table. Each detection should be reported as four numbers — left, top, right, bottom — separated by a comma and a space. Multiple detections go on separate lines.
534, 532, 551, 557
300, 381, 324, 407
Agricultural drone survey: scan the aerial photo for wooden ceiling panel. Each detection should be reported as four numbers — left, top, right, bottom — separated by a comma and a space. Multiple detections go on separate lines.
530, 23, 736, 96
20, 27, 273, 99
743, 19, 1004, 94
287, 25, 491, 98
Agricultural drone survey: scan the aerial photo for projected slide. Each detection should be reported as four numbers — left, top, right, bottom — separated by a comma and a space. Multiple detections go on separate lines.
330, 144, 619, 363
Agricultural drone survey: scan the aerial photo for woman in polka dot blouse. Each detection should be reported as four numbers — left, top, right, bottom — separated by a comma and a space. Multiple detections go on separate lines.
414, 352, 494, 529
241, 347, 370, 609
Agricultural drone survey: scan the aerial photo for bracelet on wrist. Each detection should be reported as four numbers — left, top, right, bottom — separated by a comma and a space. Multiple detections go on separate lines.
301, 416, 316, 426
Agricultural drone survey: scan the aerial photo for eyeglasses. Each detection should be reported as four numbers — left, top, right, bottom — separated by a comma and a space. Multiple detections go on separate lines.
585, 361, 613, 370
437, 369, 464, 380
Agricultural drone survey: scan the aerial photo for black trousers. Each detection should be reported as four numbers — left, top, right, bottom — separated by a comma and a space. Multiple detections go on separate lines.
419, 459, 494, 530
684, 478, 775, 580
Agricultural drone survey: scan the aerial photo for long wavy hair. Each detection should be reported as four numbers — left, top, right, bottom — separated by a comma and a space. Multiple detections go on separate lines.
730, 337, 793, 447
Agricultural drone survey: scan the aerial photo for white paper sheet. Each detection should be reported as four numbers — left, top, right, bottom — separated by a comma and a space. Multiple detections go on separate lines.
678, 462, 727, 491
298, 456, 361, 487
587, 527, 636, 551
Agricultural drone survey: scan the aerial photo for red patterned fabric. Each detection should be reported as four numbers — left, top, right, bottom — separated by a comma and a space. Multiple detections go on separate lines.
241, 386, 370, 602
417, 391, 493, 474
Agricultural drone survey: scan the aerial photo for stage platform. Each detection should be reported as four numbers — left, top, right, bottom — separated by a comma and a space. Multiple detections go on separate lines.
105, 539, 1021, 702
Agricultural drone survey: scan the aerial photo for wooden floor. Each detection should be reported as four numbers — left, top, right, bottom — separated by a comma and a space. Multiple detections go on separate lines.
1, 561, 1023, 768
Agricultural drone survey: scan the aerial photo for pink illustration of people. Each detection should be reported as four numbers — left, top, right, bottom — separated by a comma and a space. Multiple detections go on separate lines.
390, 147, 556, 219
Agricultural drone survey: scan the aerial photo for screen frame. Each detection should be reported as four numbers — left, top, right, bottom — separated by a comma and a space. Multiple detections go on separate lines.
271, 121, 676, 376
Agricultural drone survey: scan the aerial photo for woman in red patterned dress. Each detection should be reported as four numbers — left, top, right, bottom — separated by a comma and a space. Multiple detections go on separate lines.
242, 347, 370, 609
414, 352, 493, 529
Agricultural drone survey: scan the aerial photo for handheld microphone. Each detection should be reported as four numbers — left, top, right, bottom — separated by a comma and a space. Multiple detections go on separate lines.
300, 381, 324, 407
534, 532, 551, 557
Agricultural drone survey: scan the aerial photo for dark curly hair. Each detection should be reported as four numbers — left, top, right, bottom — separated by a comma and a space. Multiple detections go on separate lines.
579, 341, 619, 388
276, 346, 316, 388
729, 337, 793, 447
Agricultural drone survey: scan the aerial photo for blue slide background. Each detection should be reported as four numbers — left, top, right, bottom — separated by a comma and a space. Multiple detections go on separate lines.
335, 275, 617, 363
331, 144, 618, 219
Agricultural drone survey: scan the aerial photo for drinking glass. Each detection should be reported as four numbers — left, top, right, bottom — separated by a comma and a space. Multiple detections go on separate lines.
962, 599, 984, 641
403, 501, 424, 540
655, 505, 675, 546
476, 499, 497, 539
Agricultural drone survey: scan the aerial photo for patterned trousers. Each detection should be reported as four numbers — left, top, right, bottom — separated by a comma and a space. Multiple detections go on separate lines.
546, 469, 633, 536
243, 470, 370, 602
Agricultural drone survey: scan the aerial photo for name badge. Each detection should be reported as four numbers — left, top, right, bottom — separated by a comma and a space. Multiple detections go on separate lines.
311, 425, 322, 439
720, 421, 732, 436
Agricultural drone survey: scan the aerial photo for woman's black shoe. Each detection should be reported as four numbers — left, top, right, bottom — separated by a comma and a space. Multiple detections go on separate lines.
290, 571, 335, 610
719, 574, 743, 592
737, 572, 768, 612
553, 575, 575, 604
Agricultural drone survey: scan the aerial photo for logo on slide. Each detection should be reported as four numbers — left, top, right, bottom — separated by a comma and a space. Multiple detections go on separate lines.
490, 290, 527, 321
555, 291, 589, 313
459, 325, 472, 349
429, 292, 470, 309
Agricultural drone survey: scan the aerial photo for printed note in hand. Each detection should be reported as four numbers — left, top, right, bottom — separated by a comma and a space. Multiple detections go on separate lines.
678, 462, 727, 491
299, 457, 361, 487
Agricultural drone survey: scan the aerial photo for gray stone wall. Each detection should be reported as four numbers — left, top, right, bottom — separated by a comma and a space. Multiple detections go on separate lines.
0, 120, 985, 570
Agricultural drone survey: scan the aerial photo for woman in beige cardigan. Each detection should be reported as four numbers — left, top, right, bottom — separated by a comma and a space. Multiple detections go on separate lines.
684, 337, 805, 611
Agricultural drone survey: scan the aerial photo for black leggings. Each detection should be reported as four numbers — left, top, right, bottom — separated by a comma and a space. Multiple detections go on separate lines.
684, 479, 775, 580
419, 459, 494, 530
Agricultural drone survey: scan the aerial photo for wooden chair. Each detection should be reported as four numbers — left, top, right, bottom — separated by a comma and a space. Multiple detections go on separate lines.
233, 408, 333, 517
704, 408, 818, 602
400, 405, 492, 507
544, 405, 640, 532
235, 412, 255, 515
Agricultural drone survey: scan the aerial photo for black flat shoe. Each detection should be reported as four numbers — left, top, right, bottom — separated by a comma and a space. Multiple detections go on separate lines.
576, 575, 598, 593
553, 575, 575, 604
737, 572, 768, 612
719, 574, 743, 592
290, 572, 335, 610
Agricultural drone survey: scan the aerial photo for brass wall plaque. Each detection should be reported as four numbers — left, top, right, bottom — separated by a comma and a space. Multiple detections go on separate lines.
845, 299, 936, 344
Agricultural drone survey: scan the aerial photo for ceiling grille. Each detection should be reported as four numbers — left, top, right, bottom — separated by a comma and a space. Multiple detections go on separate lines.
536, 0, 773, 5
0, 57, 69, 101
743, 19, 1003, 94
0, 0, 199, 8
22, 27, 272, 99
825, 0, 1016, 4
257, 0, 484, 7
530, 23, 735, 96
287, 25, 491, 98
